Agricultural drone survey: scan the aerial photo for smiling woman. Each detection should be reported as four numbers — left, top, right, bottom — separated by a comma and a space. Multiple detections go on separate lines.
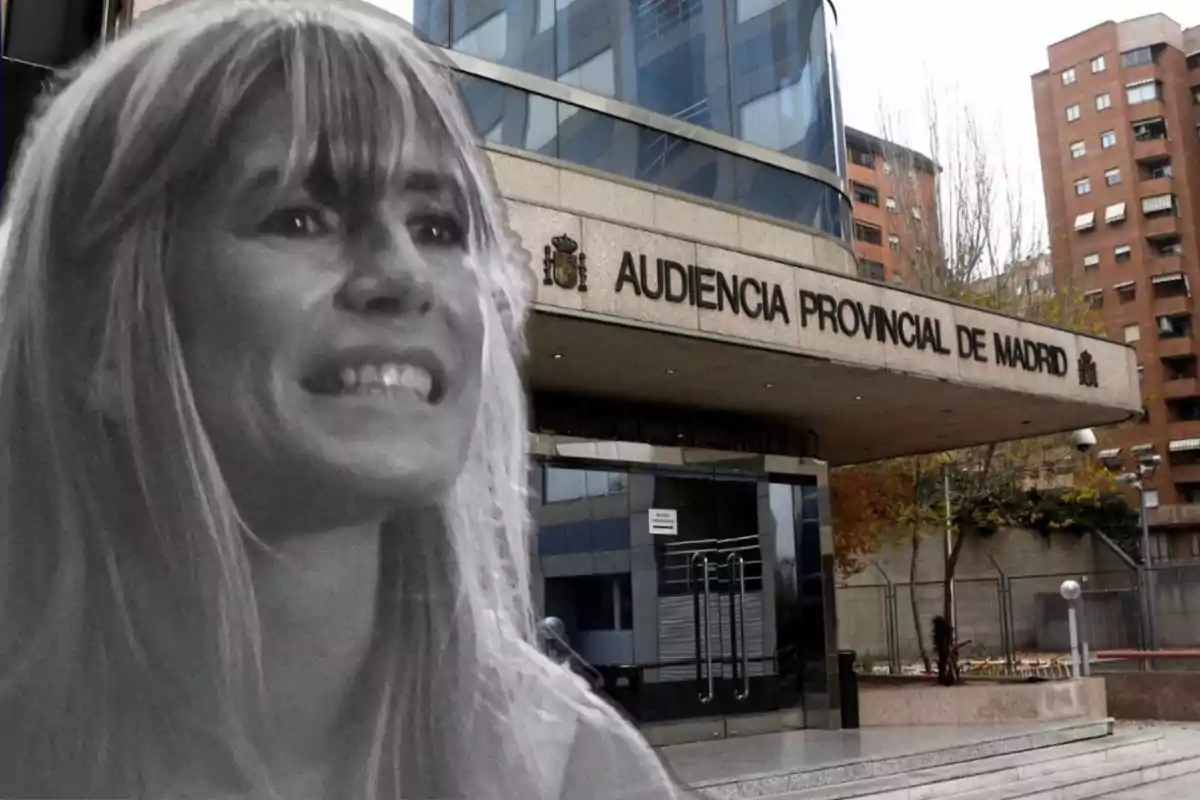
0, 1, 684, 798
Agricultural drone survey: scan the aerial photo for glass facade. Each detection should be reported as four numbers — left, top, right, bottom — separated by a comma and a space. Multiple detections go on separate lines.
415, 0, 851, 239
532, 460, 831, 725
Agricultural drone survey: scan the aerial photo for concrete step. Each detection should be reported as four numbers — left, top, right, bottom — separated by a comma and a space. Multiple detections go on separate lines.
766, 730, 1164, 800
690, 718, 1114, 799
931, 746, 1200, 800
1088, 770, 1200, 798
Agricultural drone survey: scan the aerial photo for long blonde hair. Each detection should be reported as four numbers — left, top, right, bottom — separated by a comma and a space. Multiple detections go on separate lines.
0, 1, 631, 796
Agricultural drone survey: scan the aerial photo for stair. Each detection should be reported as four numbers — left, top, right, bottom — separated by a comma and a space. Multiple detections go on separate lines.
687, 721, 1200, 800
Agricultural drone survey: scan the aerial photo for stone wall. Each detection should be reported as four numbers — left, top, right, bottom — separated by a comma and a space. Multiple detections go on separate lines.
859, 678, 1108, 726
1105, 672, 1200, 721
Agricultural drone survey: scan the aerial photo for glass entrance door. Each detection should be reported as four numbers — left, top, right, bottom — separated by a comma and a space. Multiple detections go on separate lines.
652, 474, 799, 724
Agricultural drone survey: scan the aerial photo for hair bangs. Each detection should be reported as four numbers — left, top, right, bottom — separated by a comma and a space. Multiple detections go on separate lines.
262, 21, 478, 230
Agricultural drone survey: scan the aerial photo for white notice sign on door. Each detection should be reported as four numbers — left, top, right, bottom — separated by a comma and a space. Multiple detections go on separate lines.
648, 508, 678, 536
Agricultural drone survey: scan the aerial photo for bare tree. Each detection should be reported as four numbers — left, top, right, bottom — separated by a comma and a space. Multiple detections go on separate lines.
838, 86, 1109, 681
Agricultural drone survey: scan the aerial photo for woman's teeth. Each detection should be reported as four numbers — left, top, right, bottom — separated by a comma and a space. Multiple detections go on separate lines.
337, 363, 433, 401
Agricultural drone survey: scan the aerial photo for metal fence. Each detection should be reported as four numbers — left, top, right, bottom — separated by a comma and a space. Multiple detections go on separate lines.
838, 568, 1150, 675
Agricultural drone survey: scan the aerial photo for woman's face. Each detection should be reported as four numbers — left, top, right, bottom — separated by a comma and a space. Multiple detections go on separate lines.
169, 90, 486, 532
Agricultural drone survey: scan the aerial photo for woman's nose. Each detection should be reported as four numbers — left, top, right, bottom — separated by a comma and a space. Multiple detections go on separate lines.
335, 231, 435, 318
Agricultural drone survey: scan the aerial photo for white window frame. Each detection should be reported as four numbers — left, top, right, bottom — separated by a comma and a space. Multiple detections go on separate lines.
885, 197, 898, 211
1074, 177, 1091, 195
1126, 79, 1160, 106
1062, 68, 1077, 85
1083, 253, 1100, 267
1142, 193, 1174, 215
888, 234, 900, 251
1105, 202, 1127, 223
1105, 167, 1122, 186
1124, 324, 1141, 343
1100, 130, 1117, 149
1066, 103, 1081, 122
1091, 55, 1107, 73
1070, 140, 1087, 159
1114, 244, 1132, 259
1096, 92, 1112, 111
1074, 211, 1096, 231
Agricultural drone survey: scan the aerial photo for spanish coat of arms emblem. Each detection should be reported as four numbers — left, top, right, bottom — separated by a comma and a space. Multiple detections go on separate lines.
543, 234, 587, 292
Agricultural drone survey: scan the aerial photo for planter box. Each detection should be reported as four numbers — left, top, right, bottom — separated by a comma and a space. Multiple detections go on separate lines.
859, 677, 1107, 726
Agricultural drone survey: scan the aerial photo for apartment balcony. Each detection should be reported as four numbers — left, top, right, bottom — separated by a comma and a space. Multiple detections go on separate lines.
1139, 175, 1175, 198
1133, 136, 1170, 163
1166, 462, 1200, 487
1153, 293, 1192, 317
1163, 377, 1200, 399
1147, 252, 1188, 278
1143, 213, 1182, 239
1147, 502, 1200, 527
1157, 335, 1197, 359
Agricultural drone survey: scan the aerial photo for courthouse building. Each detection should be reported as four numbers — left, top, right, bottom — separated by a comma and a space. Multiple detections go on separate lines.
7, 0, 1144, 741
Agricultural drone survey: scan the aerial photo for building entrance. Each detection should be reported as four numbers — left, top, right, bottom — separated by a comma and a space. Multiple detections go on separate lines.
532, 446, 834, 738
654, 475, 797, 723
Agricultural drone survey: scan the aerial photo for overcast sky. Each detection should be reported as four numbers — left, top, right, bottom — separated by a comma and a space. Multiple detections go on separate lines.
368, 0, 1195, 255
833, 1, 1196, 254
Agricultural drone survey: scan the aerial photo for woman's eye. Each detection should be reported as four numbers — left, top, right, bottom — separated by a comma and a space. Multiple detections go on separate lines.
409, 213, 465, 248
258, 207, 337, 239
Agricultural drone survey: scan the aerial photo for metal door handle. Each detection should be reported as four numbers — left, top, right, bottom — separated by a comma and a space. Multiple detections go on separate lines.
691, 553, 713, 704
725, 553, 740, 697
734, 555, 750, 700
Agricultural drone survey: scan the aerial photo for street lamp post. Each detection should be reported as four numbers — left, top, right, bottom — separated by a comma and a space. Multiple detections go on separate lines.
1060, 579, 1083, 679
1116, 454, 1162, 651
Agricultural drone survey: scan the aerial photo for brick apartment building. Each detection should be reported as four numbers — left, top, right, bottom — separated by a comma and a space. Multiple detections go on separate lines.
1033, 13, 1200, 554
844, 126, 938, 285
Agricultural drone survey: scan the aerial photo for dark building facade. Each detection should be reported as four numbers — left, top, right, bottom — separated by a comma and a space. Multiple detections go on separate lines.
415, 0, 850, 737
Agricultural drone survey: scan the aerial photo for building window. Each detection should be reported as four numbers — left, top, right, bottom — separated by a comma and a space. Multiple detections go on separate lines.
888, 234, 900, 251
858, 259, 886, 281
1124, 324, 1140, 343
1096, 92, 1112, 111
1105, 202, 1127, 224
1114, 244, 1132, 263
1192, 85, 1200, 105
882, 160, 892, 175
885, 197, 898, 212
1155, 236, 1184, 256
1070, 140, 1086, 159
1157, 314, 1192, 339
1098, 131, 1116, 150
1150, 533, 1169, 564
1133, 117, 1168, 142
452, 11, 509, 63
911, 207, 922, 221
1062, 67, 1077, 85
1074, 211, 1096, 231
1126, 80, 1162, 106
1142, 193, 1178, 217
1083, 253, 1100, 269
853, 220, 883, 246
1140, 157, 1173, 180
1074, 177, 1091, 195
1091, 55, 1107, 73
1115, 281, 1136, 301
852, 182, 879, 206
1103, 167, 1122, 187
1085, 290, 1103, 308
1066, 103, 1081, 122
543, 467, 627, 503
1122, 47, 1154, 68
848, 145, 875, 168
